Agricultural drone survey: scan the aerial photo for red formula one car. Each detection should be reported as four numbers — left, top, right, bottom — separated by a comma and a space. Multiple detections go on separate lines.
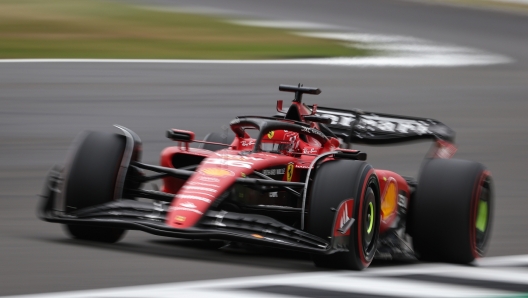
39, 84, 493, 270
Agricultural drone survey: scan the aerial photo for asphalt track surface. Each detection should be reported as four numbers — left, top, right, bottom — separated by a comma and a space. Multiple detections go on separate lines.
1, 0, 528, 296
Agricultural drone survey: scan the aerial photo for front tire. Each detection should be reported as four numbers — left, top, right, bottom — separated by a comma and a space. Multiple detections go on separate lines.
63, 131, 127, 243
307, 160, 380, 270
410, 159, 493, 263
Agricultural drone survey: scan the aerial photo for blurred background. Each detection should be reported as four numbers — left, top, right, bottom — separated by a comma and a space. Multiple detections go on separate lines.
1, 0, 528, 297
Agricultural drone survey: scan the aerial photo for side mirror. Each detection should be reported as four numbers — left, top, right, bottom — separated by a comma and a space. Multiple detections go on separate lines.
167, 129, 195, 142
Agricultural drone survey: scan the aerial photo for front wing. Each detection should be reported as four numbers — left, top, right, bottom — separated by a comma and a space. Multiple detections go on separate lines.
39, 173, 335, 254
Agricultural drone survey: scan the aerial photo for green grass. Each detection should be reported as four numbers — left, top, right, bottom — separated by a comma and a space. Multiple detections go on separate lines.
0, 0, 370, 59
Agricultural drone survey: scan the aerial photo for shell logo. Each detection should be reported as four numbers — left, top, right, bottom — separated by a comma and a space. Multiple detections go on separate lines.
174, 215, 186, 223
199, 168, 235, 177
381, 180, 398, 220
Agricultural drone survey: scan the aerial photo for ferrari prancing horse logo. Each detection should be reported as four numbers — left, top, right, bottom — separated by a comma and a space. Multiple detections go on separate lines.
286, 163, 294, 181
267, 130, 274, 139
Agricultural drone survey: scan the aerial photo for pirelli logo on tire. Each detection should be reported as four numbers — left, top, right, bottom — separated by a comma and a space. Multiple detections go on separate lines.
286, 163, 294, 182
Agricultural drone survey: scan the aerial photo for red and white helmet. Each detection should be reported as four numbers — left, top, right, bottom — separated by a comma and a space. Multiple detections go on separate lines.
260, 130, 299, 154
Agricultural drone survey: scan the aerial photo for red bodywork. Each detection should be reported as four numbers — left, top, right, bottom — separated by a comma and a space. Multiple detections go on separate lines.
159, 102, 426, 236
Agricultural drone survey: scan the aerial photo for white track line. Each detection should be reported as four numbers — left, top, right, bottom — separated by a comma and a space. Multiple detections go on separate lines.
476, 254, 528, 267
229, 20, 347, 30
233, 20, 512, 67
3, 255, 528, 298
295, 31, 512, 67
0, 55, 510, 67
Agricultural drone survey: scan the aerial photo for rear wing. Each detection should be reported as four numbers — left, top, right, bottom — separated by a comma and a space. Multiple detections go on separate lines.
311, 106, 455, 145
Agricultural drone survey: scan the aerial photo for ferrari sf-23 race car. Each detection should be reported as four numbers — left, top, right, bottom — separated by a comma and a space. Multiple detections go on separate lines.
39, 84, 493, 270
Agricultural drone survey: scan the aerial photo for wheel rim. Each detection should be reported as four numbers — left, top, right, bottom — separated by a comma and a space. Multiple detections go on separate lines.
476, 201, 488, 233
475, 177, 491, 254
366, 202, 374, 235
362, 188, 377, 255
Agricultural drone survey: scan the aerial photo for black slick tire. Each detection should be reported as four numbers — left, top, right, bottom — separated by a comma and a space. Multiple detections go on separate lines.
63, 131, 127, 243
307, 160, 380, 270
410, 158, 493, 263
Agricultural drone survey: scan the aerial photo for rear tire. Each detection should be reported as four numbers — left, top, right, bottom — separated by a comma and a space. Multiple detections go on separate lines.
63, 131, 127, 243
307, 160, 380, 270
410, 159, 493, 263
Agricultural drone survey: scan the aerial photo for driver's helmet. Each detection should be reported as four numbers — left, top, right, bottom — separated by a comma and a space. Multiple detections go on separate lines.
260, 130, 299, 154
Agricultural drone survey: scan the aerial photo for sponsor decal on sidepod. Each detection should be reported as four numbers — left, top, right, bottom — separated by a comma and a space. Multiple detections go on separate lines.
174, 194, 212, 203
199, 168, 235, 177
